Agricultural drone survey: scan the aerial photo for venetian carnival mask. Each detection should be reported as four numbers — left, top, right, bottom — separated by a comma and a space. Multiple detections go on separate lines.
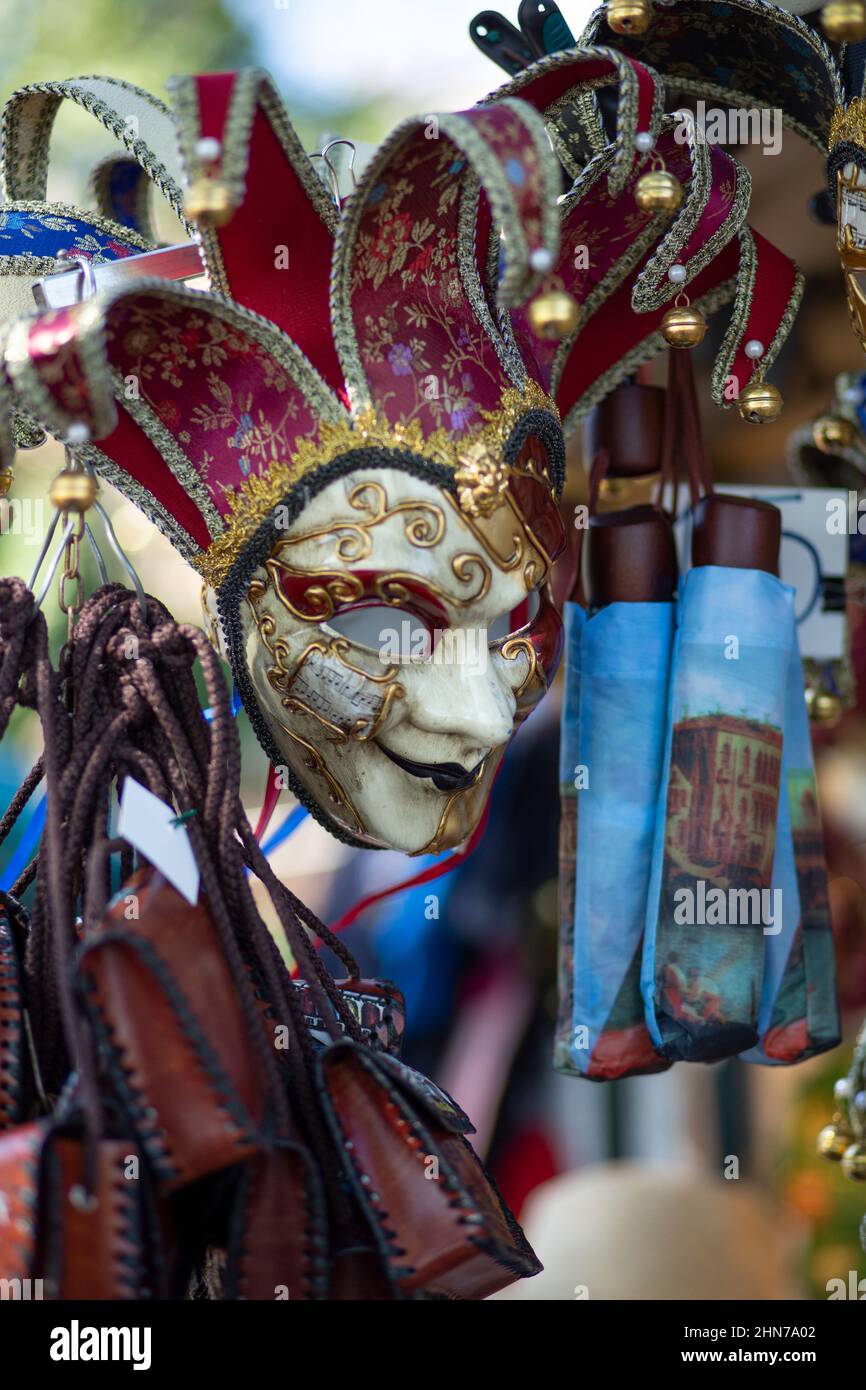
0, 55, 799, 850
204, 458, 565, 853
582, 0, 866, 360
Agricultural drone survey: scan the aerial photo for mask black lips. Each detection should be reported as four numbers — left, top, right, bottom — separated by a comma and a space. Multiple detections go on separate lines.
377, 742, 486, 792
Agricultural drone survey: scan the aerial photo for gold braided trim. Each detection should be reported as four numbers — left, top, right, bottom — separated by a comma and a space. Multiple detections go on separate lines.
194, 381, 559, 589
831, 100, 866, 152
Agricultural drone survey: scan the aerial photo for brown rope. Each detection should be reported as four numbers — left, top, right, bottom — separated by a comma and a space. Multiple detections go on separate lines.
0, 579, 366, 1156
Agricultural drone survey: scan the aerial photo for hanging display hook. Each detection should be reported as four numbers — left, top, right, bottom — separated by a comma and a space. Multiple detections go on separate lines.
92, 498, 147, 613
307, 151, 341, 205
321, 138, 358, 191
308, 138, 358, 204
54, 250, 98, 303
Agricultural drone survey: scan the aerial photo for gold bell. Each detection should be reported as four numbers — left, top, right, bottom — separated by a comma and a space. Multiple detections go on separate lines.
49, 471, 98, 512
813, 415, 855, 453
606, 0, 653, 36
661, 303, 707, 349
822, 0, 866, 43
817, 1121, 852, 1161
183, 177, 235, 229
807, 688, 843, 725
527, 288, 581, 341
842, 1141, 866, 1180
0, 464, 13, 498
737, 381, 783, 424
635, 168, 683, 215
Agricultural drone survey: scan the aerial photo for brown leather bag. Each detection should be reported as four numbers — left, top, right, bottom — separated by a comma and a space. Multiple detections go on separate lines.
0, 1121, 164, 1299
0, 1120, 42, 1287
294, 978, 406, 1055
317, 1040, 541, 1300
75, 868, 267, 1191
221, 1141, 329, 1300
0, 895, 28, 1130
40, 1134, 164, 1299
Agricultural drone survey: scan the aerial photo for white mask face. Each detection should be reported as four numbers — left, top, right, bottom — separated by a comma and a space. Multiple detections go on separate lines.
207, 463, 564, 853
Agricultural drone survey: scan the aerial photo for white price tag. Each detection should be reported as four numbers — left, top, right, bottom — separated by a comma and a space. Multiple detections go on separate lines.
117, 779, 200, 905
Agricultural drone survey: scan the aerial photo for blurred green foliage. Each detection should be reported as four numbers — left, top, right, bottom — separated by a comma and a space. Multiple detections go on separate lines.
0, 0, 252, 201
0, 0, 250, 91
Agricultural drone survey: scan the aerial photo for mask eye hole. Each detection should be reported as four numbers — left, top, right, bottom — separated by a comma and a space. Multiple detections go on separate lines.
323, 604, 432, 658
487, 590, 541, 643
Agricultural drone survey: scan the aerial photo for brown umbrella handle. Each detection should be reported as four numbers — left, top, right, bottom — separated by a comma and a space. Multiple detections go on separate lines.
691, 493, 781, 575
585, 382, 665, 480
582, 504, 678, 606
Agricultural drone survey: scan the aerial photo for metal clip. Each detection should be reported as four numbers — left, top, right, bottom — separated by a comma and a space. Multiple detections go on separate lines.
54, 251, 98, 303
33, 242, 205, 311
308, 139, 357, 205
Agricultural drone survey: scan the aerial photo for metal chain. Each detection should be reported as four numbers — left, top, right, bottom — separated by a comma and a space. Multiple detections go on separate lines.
58, 508, 85, 641
57, 508, 86, 707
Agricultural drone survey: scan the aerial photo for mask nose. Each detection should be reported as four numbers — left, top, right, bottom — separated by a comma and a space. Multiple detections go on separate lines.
403, 651, 515, 751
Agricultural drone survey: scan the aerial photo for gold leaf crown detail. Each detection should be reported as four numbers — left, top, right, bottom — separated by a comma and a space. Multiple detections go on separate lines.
194, 380, 560, 589
830, 99, 866, 152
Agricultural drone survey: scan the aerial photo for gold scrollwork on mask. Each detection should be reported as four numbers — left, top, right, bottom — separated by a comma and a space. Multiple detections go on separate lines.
500, 634, 546, 708
261, 552, 493, 621
326, 638, 400, 686
272, 714, 368, 837
276, 480, 446, 562
247, 583, 405, 745
247, 602, 346, 742
369, 556, 493, 610
258, 563, 364, 622
444, 490, 525, 572
250, 618, 368, 829
244, 587, 401, 840
844, 270, 866, 356
422, 786, 480, 857
281, 638, 407, 746
445, 481, 552, 591
413, 748, 507, 856
349, 681, 405, 742
506, 491, 555, 592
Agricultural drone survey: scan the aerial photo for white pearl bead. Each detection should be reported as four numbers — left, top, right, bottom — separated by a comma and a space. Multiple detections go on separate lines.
634, 131, 654, 153
529, 248, 554, 273
195, 136, 222, 163
835, 1077, 852, 1102
668, 263, 687, 284
66, 422, 91, 444
841, 384, 864, 406
744, 339, 764, 359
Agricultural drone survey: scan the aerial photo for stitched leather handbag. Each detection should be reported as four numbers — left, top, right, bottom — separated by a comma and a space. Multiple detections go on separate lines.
75, 868, 268, 1191
317, 1039, 542, 1299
